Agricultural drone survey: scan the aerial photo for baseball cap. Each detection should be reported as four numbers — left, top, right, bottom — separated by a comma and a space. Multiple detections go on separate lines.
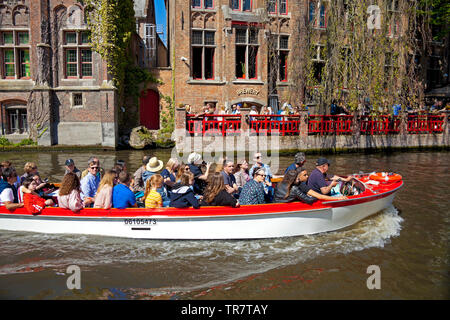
65, 159, 75, 166
316, 157, 330, 166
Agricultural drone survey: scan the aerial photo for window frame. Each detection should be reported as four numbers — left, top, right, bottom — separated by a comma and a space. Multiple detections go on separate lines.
192, 0, 214, 9
235, 26, 259, 80
191, 29, 216, 80
62, 30, 93, 79
230, 0, 252, 12
309, 1, 327, 29
0, 29, 31, 80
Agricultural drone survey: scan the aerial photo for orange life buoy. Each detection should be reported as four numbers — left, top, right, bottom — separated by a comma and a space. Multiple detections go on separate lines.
369, 172, 402, 183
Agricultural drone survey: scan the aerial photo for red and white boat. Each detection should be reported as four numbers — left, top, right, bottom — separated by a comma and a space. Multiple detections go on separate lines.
0, 173, 403, 240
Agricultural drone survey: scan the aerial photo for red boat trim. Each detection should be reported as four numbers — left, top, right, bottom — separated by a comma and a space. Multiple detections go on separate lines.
0, 179, 402, 219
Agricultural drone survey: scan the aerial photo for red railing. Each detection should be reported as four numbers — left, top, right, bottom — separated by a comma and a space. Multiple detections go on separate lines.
248, 115, 301, 136
308, 115, 354, 135
407, 115, 445, 133
186, 114, 241, 136
185, 113, 446, 136
360, 115, 401, 135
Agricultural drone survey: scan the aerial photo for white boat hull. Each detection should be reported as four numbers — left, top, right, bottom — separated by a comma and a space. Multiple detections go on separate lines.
0, 191, 396, 240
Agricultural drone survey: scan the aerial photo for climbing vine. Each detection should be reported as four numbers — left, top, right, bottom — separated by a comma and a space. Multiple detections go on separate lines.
286, 0, 442, 114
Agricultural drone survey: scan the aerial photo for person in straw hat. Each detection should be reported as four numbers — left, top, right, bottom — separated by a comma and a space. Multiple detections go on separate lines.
142, 156, 164, 187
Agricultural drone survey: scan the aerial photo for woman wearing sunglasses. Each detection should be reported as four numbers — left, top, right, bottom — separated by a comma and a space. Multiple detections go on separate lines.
239, 168, 268, 205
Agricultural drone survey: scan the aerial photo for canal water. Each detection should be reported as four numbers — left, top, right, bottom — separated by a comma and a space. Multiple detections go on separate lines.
0, 150, 448, 300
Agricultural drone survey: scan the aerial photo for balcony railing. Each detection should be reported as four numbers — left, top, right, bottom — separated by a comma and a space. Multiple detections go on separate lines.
185, 113, 446, 136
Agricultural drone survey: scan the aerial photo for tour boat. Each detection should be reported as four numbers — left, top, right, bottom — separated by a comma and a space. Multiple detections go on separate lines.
0, 173, 403, 240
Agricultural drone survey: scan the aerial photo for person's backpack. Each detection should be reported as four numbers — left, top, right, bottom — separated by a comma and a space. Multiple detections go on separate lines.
23, 193, 46, 215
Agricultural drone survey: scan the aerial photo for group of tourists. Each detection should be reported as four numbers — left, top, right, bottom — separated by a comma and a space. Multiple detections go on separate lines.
0, 151, 352, 213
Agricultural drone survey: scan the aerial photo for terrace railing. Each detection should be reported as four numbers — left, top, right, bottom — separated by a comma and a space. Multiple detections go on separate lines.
184, 112, 446, 136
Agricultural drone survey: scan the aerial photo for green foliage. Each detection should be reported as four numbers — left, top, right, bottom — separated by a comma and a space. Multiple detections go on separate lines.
14, 138, 37, 147
0, 136, 11, 146
82, 0, 135, 96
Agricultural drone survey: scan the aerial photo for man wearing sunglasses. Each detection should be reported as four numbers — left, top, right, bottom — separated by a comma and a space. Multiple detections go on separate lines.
80, 160, 101, 207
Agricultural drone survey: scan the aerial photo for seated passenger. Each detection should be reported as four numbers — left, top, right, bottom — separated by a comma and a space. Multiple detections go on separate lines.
161, 158, 179, 190
297, 169, 347, 201
143, 174, 163, 208
64, 159, 81, 179
239, 168, 267, 205
142, 156, 164, 186
81, 156, 104, 180
112, 171, 137, 209
20, 177, 54, 207
187, 152, 211, 195
284, 152, 306, 174
57, 172, 84, 213
94, 170, 115, 209
307, 158, 353, 196
169, 172, 200, 209
132, 155, 151, 193
0, 167, 23, 210
201, 173, 239, 207
234, 159, 250, 189
221, 160, 239, 195
80, 159, 101, 207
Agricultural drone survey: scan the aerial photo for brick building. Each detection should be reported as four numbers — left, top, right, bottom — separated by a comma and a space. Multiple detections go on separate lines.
158, 0, 301, 113
0, 0, 167, 147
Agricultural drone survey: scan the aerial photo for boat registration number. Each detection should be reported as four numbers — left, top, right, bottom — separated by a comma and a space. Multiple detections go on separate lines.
124, 218, 157, 225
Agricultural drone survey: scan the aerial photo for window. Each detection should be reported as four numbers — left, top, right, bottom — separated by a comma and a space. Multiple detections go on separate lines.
191, 30, 215, 80
312, 44, 325, 83
63, 31, 93, 78
267, 0, 276, 13
279, 0, 287, 14
192, 0, 213, 9
0, 30, 31, 79
268, 34, 289, 83
230, 0, 251, 11
235, 27, 258, 79
6, 108, 27, 134
309, 1, 326, 28
73, 93, 83, 107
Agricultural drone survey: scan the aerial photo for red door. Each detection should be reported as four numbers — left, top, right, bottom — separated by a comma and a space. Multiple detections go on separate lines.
140, 90, 160, 130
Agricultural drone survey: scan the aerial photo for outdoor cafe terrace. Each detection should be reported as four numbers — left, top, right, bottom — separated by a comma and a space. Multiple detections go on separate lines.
183, 113, 447, 137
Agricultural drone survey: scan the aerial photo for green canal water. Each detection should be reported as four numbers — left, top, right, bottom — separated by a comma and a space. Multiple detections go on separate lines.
0, 149, 448, 299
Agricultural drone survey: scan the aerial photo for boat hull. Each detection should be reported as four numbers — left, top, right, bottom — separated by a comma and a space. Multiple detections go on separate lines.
0, 181, 400, 239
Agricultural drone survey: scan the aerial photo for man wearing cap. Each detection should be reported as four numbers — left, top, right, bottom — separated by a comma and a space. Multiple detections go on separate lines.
307, 158, 352, 196
64, 159, 81, 179
284, 152, 306, 174
132, 155, 151, 193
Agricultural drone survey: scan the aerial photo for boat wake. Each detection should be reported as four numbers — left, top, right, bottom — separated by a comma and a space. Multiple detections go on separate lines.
0, 205, 403, 295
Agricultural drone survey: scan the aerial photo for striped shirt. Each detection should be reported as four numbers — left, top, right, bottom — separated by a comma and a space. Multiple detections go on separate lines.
145, 189, 162, 208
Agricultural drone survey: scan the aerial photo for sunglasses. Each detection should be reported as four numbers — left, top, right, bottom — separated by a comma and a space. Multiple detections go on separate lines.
90, 166, 99, 170
258, 174, 266, 177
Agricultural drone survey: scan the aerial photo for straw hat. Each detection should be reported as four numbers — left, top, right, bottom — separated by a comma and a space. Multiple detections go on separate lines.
187, 152, 202, 164
146, 157, 163, 172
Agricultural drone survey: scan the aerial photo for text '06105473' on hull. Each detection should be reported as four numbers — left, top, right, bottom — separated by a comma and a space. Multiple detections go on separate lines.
0, 174, 403, 240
